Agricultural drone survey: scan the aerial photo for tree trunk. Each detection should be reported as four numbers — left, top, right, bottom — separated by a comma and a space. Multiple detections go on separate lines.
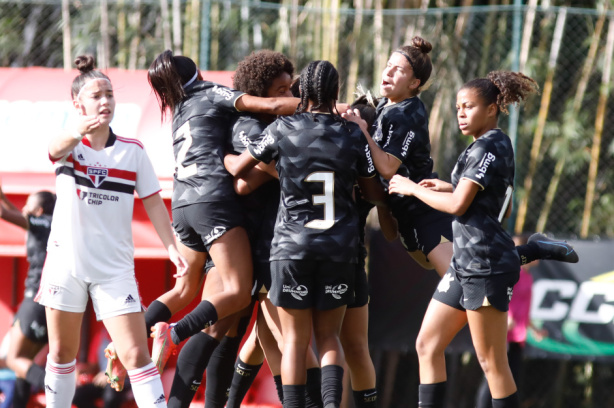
172, 0, 182, 54
519, 0, 538, 72
373, 0, 386, 88
536, 10, 605, 232
100, 0, 110, 69
61, 0, 71, 70
160, 0, 172, 51
581, 16, 614, 237
117, 0, 127, 69
345, 0, 364, 103
128, 0, 142, 70
514, 8, 566, 234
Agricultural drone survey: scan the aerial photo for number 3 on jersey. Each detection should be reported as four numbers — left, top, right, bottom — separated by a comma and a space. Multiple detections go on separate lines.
175, 122, 198, 180
305, 171, 335, 230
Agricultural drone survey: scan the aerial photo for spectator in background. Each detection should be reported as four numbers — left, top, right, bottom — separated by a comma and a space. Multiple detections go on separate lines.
474, 234, 548, 408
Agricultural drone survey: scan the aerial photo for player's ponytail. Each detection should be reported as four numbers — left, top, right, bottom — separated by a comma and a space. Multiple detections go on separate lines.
395, 36, 433, 92
462, 71, 540, 115
148, 50, 202, 119
70, 55, 111, 100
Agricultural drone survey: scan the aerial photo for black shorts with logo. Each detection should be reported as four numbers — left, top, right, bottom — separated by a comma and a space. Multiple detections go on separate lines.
396, 207, 453, 256
347, 263, 369, 309
14, 295, 48, 343
269, 260, 355, 310
173, 201, 244, 253
432, 268, 519, 312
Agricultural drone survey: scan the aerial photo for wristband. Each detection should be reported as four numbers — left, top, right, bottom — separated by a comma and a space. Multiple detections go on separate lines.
71, 129, 85, 141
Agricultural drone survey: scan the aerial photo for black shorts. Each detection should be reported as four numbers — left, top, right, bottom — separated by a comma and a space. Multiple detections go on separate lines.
433, 268, 519, 312
397, 208, 453, 256
14, 296, 48, 343
173, 201, 244, 253
347, 263, 369, 309
269, 260, 355, 310
254, 261, 272, 295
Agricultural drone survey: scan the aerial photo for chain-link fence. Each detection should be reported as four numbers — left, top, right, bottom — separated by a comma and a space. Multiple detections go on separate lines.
2, 2, 613, 238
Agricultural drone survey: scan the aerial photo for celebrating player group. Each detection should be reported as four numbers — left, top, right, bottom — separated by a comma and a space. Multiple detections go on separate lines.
29, 35, 580, 408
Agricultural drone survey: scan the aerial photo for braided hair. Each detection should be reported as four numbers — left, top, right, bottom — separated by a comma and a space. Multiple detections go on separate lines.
70, 55, 111, 100
295, 60, 340, 118
461, 71, 540, 115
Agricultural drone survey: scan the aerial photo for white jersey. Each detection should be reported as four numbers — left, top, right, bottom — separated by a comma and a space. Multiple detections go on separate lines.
44, 131, 161, 282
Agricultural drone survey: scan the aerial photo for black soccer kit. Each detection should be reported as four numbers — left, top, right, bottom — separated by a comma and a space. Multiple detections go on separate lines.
433, 129, 520, 312
170, 81, 246, 252
248, 113, 376, 310
15, 214, 52, 342
373, 97, 453, 255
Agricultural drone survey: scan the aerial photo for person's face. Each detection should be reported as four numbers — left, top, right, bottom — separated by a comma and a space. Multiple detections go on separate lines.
380, 52, 420, 103
73, 79, 115, 125
456, 87, 497, 139
266, 72, 293, 98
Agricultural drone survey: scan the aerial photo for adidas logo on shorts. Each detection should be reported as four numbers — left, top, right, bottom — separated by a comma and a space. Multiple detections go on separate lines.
154, 394, 166, 404
124, 294, 136, 304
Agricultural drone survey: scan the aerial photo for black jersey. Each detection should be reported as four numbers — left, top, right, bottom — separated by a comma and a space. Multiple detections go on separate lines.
248, 113, 376, 263
171, 81, 244, 209
450, 128, 520, 277
24, 214, 52, 293
374, 97, 434, 215
229, 114, 280, 262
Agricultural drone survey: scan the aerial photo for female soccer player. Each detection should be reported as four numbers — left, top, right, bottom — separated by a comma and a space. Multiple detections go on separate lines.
1, 186, 55, 407
145, 50, 299, 373
226, 60, 380, 408
388, 71, 540, 408
35, 55, 187, 408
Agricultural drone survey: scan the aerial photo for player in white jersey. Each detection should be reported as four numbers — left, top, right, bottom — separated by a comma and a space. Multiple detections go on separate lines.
35, 55, 187, 408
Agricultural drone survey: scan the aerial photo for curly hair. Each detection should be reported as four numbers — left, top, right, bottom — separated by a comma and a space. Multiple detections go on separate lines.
462, 71, 540, 115
232, 50, 294, 97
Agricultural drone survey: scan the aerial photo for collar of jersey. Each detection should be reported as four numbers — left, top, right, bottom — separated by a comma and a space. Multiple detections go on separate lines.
81, 128, 117, 149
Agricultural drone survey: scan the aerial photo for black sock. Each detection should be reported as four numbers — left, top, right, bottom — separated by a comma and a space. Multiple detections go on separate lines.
145, 300, 172, 337
305, 367, 323, 408
492, 392, 519, 408
353, 388, 378, 408
205, 336, 243, 408
167, 332, 220, 408
226, 357, 263, 408
283, 384, 306, 408
25, 363, 46, 390
12, 377, 31, 408
320, 365, 343, 408
515, 244, 538, 265
418, 382, 446, 408
274, 375, 284, 403
171, 300, 218, 344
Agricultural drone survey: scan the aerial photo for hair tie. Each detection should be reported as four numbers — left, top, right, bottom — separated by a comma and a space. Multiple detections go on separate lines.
183, 70, 198, 89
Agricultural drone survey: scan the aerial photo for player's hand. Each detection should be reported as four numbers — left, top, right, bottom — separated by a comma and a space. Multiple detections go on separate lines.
76, 114, 102, 136
169, 246, 188, 278
341, 108, 368, 132
419, 178, 452, 192
388, 174, 416, 196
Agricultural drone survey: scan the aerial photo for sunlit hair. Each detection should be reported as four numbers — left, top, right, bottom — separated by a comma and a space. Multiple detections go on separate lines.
394, 36, 433, 95
462, 71, 540, 115
70, 55, 111, 100
295, 60, 339, 117
233, 50, 294, 97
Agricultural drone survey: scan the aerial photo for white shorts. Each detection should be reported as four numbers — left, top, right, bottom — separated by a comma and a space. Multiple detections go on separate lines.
36, 269, 144, 321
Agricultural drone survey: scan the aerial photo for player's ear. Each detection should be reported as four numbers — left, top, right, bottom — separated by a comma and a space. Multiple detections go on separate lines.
72, 99, 83, 115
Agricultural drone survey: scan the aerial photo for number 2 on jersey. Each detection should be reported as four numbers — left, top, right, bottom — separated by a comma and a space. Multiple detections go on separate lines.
175, 122, 198, 180
305, 171, 335, 230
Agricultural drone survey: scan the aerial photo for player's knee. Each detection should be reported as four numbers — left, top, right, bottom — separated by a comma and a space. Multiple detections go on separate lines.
340, 337, 368, 364
116, 344, 149, 370
46, 346, 77, 365
415, 332, 439, 360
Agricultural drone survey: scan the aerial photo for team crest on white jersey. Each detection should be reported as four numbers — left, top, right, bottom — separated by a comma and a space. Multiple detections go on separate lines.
87, 167, 108, 187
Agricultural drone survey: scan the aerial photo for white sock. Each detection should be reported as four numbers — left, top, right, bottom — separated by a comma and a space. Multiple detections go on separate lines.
44, 357, 76, 408
128, 362, 167, 407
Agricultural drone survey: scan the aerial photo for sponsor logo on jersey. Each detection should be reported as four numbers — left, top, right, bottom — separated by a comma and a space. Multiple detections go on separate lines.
239, 131, 249, 147
212, 85, 234, 101
283, 284, 308, 301
77, 189, 88, 200
87, 167, 109, 187
436, 272, 455, 293
78, 154, 85, 161
124, 294, 136, 304
204, 226, 227, 244
475, 152, 496, 180
253, 133, 275, 156
325, 284, 348, 299
77, 188, 120, 206
401, 130, 415, 157
364, 144, 375, 173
